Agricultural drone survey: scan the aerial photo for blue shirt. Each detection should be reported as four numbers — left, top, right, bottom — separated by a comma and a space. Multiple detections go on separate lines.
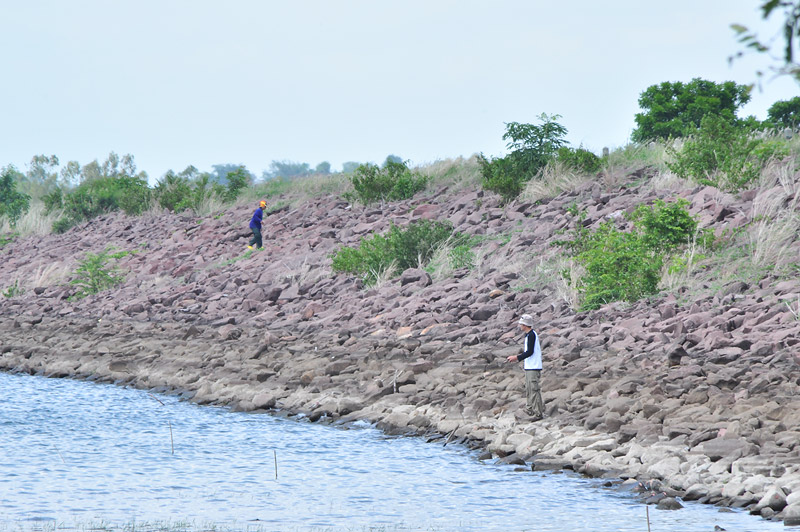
249, 207, 263, 230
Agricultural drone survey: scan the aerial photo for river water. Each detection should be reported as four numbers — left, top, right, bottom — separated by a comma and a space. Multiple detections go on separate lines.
0, 372, 782, 532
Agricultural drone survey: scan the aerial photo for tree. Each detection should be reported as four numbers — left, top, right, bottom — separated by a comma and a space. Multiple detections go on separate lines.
383, 154, 403, 166
267, 160, 311, 179
211, 163, 242, 184
20, 155, 60, 198
0, 165, 32, 227
59, 161, 82, 188
479, 113, 569, 202
315, 161, 331, 174
341, 161, 361, 174
731, 1, 800, 84
631, 78, 752, 142
767, 96, 800, 129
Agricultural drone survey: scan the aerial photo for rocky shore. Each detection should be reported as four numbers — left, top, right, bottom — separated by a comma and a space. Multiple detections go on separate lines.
2, 167, 800, 524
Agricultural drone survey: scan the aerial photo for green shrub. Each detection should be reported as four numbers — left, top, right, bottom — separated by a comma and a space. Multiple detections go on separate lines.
60, 175, 151, 224
556, 146, 602, 173
628, 198, 700, 253
2, 280, 24, 298
480, 114, 568, 202
224, 167, 251, 202
70, 247, 131, 299
557, 199, 708, 310
631, 78, 751, 141
477, 154, 525, 203
42, 187, 63, 210
576, 222, 664, 310
154, 172, 223, 212
52, 216, 77, 234
0, 166, 31, 227
449, 244, 475, 270
345, 161, 427, 205
331, 219, 461, 285
667, 114, 789, 191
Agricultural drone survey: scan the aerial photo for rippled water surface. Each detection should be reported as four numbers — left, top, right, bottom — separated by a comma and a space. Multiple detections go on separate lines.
0, 372, 782, 531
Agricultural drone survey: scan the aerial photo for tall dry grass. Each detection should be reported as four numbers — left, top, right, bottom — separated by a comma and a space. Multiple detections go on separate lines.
417, 156, 482, 193
0, 201, 60, 237
520, 161, 594, 203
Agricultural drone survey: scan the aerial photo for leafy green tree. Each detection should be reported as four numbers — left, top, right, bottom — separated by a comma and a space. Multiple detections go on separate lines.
731, 1, 800, 84
767, 96, 800, 129
341, 161, 361, 174
0, 165, 31, 227
479, 113, 568, 202
631, 78, 751, 142
267, 160, 311, 179
315, 161, 331, 174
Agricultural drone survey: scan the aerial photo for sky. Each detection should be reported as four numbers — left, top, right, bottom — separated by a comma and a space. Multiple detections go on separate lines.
2, 0, 799, 182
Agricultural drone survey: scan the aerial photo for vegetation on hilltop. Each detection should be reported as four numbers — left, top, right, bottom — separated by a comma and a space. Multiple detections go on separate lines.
2, 75, 800, 309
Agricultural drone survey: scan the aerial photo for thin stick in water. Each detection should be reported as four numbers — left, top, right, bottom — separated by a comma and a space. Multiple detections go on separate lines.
168, 420, 174, 455
53, 444, 66, 464
149, 393, 165, 406
274, 450, 278, 480
443, 426, 458, 447
646, 505, 651, 532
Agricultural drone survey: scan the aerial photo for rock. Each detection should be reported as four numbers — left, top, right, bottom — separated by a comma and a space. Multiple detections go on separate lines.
753, 486, 787, 512
784, 503, 800, 526
471, 304, 499, 322
656, 497, 683, 510
399, 268, 432, 287
699, 438, 755, 462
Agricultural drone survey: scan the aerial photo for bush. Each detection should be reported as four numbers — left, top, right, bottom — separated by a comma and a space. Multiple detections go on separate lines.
2, 280, 24, 298
346, 161, 427, 205
556, 146, 602, 173
60, 175, 151, 224
631, 78, 752, 142
628, 198, 700, 253
154, 172, 223, 213
70, 247, 132, 299
480, 114, 568, 202
0, 166, 31, 227
575, 223, 664, 310
667, 114, 789, 191
557, 199, 708, 310
224, 167, 252, 202
331, 220, 461, 285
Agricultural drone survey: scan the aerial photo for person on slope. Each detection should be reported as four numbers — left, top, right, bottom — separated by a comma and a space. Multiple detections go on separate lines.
248, 200, 267, 249
506, 314, 544, 421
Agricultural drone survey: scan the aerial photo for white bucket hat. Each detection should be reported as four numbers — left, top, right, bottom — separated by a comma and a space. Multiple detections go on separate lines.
518, 314, 534, 327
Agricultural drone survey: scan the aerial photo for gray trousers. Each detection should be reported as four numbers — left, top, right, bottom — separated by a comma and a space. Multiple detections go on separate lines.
525, 370, 544, 416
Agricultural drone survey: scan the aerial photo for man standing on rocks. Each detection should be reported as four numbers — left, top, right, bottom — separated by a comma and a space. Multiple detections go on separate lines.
248, 200, 267, 249
506, 314, 544, 420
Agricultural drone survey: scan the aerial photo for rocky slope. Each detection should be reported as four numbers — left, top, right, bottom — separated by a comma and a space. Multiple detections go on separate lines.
1, 167, 800, 524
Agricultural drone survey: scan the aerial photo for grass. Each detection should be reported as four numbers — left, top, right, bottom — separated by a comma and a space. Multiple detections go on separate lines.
520, 160, 594, 203
416, 156, 482, 194
0, 201, 61, 237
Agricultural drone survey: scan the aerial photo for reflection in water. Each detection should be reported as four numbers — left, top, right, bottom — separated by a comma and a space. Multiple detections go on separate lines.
0, 372, 781, 532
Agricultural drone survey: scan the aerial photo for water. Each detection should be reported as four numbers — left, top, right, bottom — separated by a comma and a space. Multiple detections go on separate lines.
0, 372, 782, 532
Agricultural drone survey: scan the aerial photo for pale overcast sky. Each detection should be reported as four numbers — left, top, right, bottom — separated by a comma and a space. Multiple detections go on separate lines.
1, 0, 798, 181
